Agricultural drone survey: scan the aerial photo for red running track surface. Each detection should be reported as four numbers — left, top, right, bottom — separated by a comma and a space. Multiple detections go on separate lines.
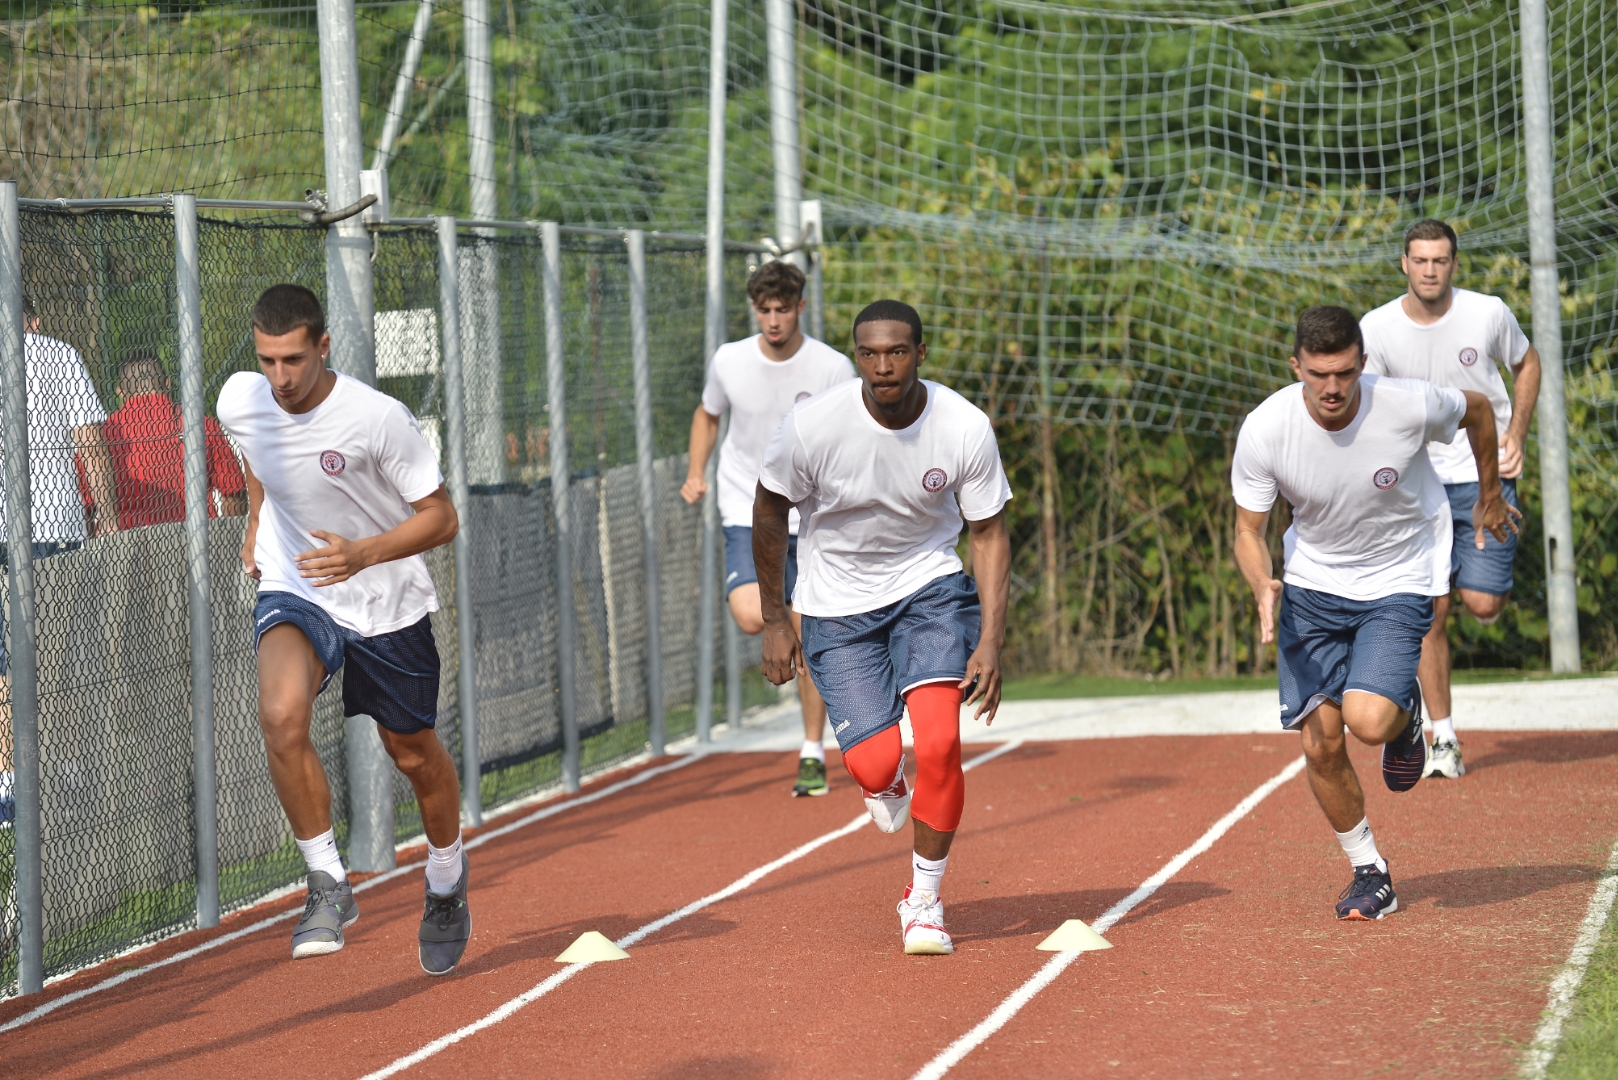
3, 730, 1616, 1079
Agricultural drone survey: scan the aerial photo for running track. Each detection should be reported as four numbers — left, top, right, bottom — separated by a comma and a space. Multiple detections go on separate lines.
4, 729, 1617, 1078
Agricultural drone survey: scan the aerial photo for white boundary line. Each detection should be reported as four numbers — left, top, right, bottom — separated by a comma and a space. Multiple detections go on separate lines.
1520, 834, 1618, 1079
0, 752, 704, 1035
356, 739, 1025, 1079
909, 754, 1307, 1080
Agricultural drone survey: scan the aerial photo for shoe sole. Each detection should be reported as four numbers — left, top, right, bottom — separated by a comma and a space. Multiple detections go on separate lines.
292, 937, 344, 959
420, 914, 472, 977
904, 939, 954, 955
1336, 896, 1399, 921
791, 785, 829, 797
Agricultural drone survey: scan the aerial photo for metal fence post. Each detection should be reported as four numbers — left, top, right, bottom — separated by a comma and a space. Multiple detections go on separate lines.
725, 587, 742, 730
174, 194, 218, 929
764, 0, 805, 269
1, 181, 42, 996
542, 222, 580, 790
696, 415, 724, 743
801, 199, 825, 342
697, 0, 728, 746
437, 216, 482, 826
627, 230, 666, 756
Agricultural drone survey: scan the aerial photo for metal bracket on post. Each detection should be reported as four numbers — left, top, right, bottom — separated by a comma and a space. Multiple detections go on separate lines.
627, 230, 666, 757
542, 222, 580, 791
174, 194, 219, 928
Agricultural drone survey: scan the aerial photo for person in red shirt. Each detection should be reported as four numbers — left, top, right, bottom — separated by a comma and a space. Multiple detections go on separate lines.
83, 351, 248, 529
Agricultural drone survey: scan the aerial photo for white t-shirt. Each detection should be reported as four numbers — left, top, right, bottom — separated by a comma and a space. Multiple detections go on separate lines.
217, 371, 444, 637
1361, 288, 1530, 485
758, 379, 1012, 617
0, 334, 109, 544
1231, 375, 1466, 601
700, 334, 855, 531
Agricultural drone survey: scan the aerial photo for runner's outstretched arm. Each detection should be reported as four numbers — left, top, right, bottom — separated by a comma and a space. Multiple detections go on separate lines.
1458, 388, 1520, 547
294, 486, 459, 587
241, 462, 264, 579
1234, 504, 1282, 644
1500, 346, 1540, 479
754, 482, 800, 686
680, 406, 721, 504
963, 510, 1010, 724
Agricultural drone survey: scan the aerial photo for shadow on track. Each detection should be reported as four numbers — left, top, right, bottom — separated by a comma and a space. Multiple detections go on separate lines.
1398, 864, 1603, 909
949, 881, 1230, 942
1465, 733, 1618, 773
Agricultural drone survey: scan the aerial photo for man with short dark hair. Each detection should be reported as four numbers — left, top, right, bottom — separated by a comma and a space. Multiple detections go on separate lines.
217, 283, 472, 974
1361, 218, 1541, 779
682, 259, 853, 796
755, 299, 1011, 954
1233, 305, 1514, 920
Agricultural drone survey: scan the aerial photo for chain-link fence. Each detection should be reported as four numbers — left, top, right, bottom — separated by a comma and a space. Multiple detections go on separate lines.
0, 204, 767, 996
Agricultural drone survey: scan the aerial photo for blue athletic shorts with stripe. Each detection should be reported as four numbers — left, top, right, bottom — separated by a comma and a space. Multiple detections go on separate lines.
1276, 584, 1431, 730
723, 525, 797, 600
800, 572, 980, 752
253, 591, 440, 735
1447, 477, 1518, 597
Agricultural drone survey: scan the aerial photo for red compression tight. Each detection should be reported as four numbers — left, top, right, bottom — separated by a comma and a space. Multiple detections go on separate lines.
840, 683, 965, 832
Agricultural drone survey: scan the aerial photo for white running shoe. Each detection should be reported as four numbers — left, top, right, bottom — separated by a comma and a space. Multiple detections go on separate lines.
1427, 739, 1466, 779
861, 756, 911, 834
898, 885, 954, 955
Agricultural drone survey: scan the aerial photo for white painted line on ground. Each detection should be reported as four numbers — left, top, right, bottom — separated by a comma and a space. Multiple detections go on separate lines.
1520, 834, 1618, 1079
0, 752, 704, 1035
359, 739, 1025, 1078
909, 753, 1308, 1080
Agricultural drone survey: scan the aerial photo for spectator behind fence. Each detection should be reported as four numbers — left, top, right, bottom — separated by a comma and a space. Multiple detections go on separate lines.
80, 351, 248, 529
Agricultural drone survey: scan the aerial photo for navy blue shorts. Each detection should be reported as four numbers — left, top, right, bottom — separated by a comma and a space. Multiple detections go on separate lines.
800, 572, 980, 752
724, 525, 798, 601
1276, 584, 1430, 730
253, 591, 440, 735
1447, 478, 1518, 597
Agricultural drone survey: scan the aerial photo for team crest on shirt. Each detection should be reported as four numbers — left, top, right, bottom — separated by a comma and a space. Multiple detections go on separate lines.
794, 391, 812, 403
1458, 347, 1479, 367
922, 468, 948, 492
320, 450, 347, 476
1373, 467, 1399, 490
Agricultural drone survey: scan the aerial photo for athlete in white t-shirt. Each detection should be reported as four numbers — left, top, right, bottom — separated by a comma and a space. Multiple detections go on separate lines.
756, 299, 1012, 955
1361, 218, 1540, 779
217, 285, 471, 975
681, 260, 854, 797
1233, 305, 1513, 921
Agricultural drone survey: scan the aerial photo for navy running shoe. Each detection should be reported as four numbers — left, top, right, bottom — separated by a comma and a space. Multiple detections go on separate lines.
1380, 693, 1428, 793
1335, 863, 1398, 920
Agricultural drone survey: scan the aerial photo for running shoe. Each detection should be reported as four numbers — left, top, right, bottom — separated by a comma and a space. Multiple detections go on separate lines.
862, 757, 911, 834
898, 884, 954, 954
1334, 863, 1399, 920
1427, 739, 1466, 779
291, 871, 359, 959
1381, 696, 1428, 793
419, 852, 472, 976
792, 756, 829, 798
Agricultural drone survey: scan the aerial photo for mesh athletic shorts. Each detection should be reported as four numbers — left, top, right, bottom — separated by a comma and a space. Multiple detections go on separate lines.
723, 525, 798, 600
1276, 584, 1430, 730
800, 572, 980, 752
1446, 477, 1518, 597
253, 591, 440, 735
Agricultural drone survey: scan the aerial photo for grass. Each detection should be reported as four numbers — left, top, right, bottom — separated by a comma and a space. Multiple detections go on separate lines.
1546, 873, 1618, 1079
999, 667, 1614, 702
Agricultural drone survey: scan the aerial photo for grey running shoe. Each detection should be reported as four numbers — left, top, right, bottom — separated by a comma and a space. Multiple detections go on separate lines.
419, 853, 472, 976
291, 871, 359, 959
1427, 739, 1466, 778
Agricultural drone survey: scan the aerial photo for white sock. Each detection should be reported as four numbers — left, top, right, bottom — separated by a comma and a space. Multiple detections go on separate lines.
296, 829, 347, 884
1334, 817, 1386, 873
1431, 716, 1457, 744
800, 740, 825, 762
426, 833, 464, 896
912, 852, 949, 900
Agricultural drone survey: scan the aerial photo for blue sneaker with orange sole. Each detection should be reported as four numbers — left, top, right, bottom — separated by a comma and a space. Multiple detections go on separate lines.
1381, 691, 1429, 793
1335, 863, 1399, 920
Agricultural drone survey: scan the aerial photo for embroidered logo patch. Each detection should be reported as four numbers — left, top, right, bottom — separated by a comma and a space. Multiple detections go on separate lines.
1373, 467, 1399, 490
1458, 347, 1479, 367
794, 391, 812, 403
922, 467, 948, 492
320, 450, 346, 476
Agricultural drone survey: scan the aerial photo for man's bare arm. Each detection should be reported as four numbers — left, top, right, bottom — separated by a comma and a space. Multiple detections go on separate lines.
754, 482, 800, 685
1500, 345, 1541, 479
680, 407, 721, 504
72, 423, 119, 535
1234, 505, 1282, 644
963, 510, 1010, 724
241, 463, 264, 578
295, 486, 459, 587
1460, 389, 1519, 547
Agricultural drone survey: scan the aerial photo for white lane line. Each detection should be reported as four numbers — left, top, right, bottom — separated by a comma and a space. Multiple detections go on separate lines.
0, 752, 704, 1035
358, 739, 1024, 1079
909, 753, 1307, 1080
1520, 834, 1618, 1079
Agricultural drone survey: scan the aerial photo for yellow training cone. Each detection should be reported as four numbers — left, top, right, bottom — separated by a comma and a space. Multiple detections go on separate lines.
554, 931, 631, 963
1036, 919, 1113, 952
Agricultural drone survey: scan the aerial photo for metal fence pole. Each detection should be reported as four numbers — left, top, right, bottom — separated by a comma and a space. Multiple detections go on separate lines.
437, 216, 482, 826
1, 181, 42, 996
696, 0, 728, 745
627, 230, 666, 756
763, 0, 805, 270
1521, 0, 1580, 673
725, 587, 741, 730
542, 222, 580, 790
696, 416, 724, 743
174, 194, 218, 929
800, 199, 825, 342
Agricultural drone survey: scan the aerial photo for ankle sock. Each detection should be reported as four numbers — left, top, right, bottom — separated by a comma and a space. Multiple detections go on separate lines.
1334, 817, 1386, 873
426, 833, 464, 896
912, 852, 948, 900
800, 740, 825, 762
296, 829, 348, 884
1431, 716, 1456, 744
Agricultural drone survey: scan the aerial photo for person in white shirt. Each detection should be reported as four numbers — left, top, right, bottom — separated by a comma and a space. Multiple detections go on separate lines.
756, 299, 1011, 955
1233, 305, 1513, 921
1361, 218, 1541, 780
681, 260, 854, 797
217, 284, 471, 975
